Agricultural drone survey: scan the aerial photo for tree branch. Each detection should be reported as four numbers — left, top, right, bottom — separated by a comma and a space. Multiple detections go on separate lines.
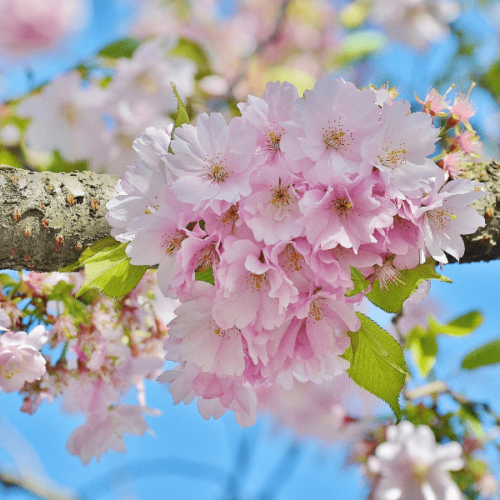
0, 165, 119, 271
0, 161, 498, 272
0, 470, 80, 500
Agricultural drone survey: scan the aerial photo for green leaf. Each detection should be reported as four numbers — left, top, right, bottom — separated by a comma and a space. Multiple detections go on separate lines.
98, 38, 140, 59
406, 326, 438, 377
345, 267, 369, 297
62, 237, 147, 299
60, 236, 121, 272
46, 151, 87, 173
0, 149, 22, 169
169, 38, 212, 79
343, 313, 408, 421
0, 273, 19, 289
331, 31, 386, 67
462, 339, 500, 370
171, 82, 190, 128
367, 259, 452, 313
430, 311, 483, 337
480, 59, 500, 98
459, 405, 486, 439
195, 268, 215, 286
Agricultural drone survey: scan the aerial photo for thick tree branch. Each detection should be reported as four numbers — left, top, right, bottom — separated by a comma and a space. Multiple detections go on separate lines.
0, 165, 119, 271
0, 161, 499, 272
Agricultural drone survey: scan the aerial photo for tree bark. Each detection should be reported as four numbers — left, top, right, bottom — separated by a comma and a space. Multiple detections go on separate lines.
0, 165, 119, 272
0, 162, 499, 272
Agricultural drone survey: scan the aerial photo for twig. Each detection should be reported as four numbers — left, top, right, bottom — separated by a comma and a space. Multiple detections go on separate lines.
223, 0, 292, 101
0, 471, 79, 500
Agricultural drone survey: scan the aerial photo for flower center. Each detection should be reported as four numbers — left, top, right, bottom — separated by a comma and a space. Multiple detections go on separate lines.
196, 243, 219, 273
204, 153, 229, 182
322, 119, 351, 150
163, 230, 187, 254
271, 185, 291, 207
309, 299, 325, 322
62, 103, 78, 127
282, 244, 303, 273
379, 144, 407, 169
333, 197, 353, 218
374, 262, 405, 291
264, 129, 283, 152
247, 272, 268, 291
427, 208, 457, 231
221, 203, 239, 233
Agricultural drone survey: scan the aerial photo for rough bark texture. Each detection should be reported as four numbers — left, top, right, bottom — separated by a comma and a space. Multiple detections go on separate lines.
460, 160, 500, 264
0, 162, 499, 272
0, 165, 119, 271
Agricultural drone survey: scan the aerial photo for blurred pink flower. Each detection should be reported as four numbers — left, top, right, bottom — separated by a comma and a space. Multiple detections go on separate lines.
368, 421, 463, 500
0, 0, 90, 55
0, 326, 48, 393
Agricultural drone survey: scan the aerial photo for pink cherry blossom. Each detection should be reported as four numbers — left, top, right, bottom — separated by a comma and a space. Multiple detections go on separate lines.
298, 174, 395, 252
368, 421, 463, 500
238, 81, 299, 181
212, 237, 298, 331
165, 283, 246, 377
415, 169, 486, 263
167, 113, 261, 212
0, 0, 90, 55
17, 72, 110, 169
362, 100, 440, 198
66, 405, 157, 465
0, 326, 48, 393
280, 78, 380, 178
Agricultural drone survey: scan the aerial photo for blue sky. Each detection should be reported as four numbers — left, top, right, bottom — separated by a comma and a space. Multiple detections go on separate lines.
1, 1, 500, 499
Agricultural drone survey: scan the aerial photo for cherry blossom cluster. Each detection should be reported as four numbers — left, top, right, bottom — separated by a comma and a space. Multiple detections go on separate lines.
0, 270, 176, 464
107, 77, 485, 426
416, 83, 482, 180
12, 37, 196, 173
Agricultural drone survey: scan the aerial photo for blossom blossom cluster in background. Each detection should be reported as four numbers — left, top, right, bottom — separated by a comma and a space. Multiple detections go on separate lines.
0, 271, 176, 463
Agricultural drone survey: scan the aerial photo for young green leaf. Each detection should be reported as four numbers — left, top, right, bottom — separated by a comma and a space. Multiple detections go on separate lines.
171, 82, 190, 128
62, 237, 148, 299
60, 236, 121, 272
430, 311, 483, 337
345, 267, 370, 297
98, 38, 140, 59
343, 313, 408, 421
462, 339, 500, 370
169, 38, 212, 79
406, 326, 438, 377
195, 268, 215, 286
367, 259, 452, 313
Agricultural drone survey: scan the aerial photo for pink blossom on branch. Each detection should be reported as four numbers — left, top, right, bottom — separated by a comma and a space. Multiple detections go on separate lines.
0, 326, 48, 393
105, 76, 486, 427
